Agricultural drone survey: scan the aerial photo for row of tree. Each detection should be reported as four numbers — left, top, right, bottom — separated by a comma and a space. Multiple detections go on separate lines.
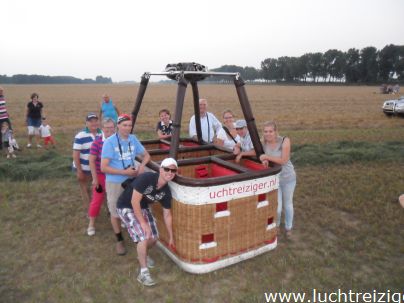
211, 44, 404, 83
0, 75, 112, 84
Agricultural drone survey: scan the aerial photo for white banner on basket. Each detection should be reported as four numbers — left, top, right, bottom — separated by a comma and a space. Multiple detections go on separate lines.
168, 174, 279, 205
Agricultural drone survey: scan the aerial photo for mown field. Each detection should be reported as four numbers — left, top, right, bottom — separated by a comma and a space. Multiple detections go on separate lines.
1, 84, 403, 303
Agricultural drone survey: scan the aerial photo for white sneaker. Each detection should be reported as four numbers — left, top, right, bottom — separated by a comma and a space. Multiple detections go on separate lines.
147, 256, 155, 268
36, 144, 42, 148
87, 227, 95, 236
11, 154, 17, 158
27, 143, 32, 148
6, 154, 10, 159
137, 269, 156, 286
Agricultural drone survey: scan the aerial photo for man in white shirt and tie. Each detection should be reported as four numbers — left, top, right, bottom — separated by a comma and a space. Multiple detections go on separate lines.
189, 98, 222, 143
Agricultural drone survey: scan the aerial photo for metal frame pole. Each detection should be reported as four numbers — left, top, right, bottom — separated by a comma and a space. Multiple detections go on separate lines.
170, 75, 188, 159
234, 77, 264, 157
191, 81, 203, 144
131, 74, 150, 133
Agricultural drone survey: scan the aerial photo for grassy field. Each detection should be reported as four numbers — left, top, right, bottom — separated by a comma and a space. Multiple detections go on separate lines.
1, 84, 403, 303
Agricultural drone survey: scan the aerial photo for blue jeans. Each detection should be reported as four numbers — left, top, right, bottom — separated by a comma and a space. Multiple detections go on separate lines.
277, 179, 296, 231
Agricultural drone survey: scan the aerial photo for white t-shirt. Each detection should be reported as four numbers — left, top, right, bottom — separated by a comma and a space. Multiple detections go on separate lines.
240, 132, 254, 151
39, 124, 51, 137
216, 127, 240, 150
189, 112, 222, 143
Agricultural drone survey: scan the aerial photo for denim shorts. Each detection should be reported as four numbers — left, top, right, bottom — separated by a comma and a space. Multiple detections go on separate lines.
27, 117, 41, 127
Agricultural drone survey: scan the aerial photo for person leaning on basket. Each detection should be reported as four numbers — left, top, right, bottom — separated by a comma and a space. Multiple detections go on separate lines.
116, 157, 177, 286
101, 114, 150, 256
259, 121, 296, 238
233, 119, 255, 163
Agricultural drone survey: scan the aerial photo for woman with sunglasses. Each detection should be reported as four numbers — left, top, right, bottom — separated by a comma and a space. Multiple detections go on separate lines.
116, 157, 177, 287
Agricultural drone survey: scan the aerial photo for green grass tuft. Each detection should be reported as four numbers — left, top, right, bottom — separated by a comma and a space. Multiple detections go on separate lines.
0, 150, 72, 181
292, 141, 404, 166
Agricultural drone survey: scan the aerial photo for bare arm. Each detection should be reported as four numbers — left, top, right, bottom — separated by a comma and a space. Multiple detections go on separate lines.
73, 150, 83, 173
73, 149, 88, 181
89, 154, 98, 186
100, 158, 137, 177
163, 208, 174, 246
136, 150, 151, 175
214, 138, 224, 146
157, 129, 172, 140
259, 137, 291, 165
235, 149, 256, 163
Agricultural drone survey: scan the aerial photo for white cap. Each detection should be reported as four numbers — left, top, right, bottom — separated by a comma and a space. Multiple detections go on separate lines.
161, 158, 178, 168
235, 119, 247, 128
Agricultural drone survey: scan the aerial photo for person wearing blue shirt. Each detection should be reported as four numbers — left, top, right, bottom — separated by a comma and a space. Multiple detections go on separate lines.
101, 114, 150, 255
100, 93, 119, 123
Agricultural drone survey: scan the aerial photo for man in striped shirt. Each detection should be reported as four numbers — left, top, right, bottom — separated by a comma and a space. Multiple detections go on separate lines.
72, 113, 102, 208
0, 87, 12, 150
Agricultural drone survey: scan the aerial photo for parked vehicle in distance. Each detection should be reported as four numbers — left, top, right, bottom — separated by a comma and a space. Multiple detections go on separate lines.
382, 96, 404, 116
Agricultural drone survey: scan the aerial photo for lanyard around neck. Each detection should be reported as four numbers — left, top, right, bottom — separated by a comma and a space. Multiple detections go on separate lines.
116, 133, 134, 168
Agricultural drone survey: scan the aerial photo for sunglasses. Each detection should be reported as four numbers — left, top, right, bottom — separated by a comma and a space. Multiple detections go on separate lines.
162, 167, 177, 173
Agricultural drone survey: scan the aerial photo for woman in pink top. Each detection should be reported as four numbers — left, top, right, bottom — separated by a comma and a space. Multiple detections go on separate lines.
87, 118, 116, 236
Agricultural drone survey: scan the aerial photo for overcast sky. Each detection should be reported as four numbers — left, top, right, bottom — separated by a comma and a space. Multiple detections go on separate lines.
2, 0, 404, 82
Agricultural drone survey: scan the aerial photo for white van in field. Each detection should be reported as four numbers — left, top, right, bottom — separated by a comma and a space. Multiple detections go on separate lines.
382, 96, 404, 116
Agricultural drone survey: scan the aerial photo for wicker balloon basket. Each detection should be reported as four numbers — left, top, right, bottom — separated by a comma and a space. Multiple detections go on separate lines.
131, 66, 281, 273
144, 143, 280, 274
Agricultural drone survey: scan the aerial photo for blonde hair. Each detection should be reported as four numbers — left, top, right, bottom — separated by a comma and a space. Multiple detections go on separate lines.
263, 121, 278, 144
263, 121, 278, 131
222, 109, 234, 118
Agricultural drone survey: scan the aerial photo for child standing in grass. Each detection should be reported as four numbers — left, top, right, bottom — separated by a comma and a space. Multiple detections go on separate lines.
1, 121, 17, 158
39, 117, 55, 148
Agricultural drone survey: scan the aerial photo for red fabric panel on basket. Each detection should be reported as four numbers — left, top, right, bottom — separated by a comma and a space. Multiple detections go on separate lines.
216, 202, 228, 212
258, 193, 266, 202
182, 141, 200, 147
267, 217, 274, 225
201, 233, 214, 243
243, 159, 266, 170
195, 165, 209, 178
159, 143, 170, 150
211, 163, 237, 177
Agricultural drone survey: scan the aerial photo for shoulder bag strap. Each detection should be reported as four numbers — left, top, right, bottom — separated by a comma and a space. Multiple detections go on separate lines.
223, 126, 237, 144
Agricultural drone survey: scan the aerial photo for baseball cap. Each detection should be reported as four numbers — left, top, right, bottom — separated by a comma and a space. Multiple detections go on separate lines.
161, 158, 178, 168
117, 114, 131, 124
235, 119, 247, 128
86, 113, 98, 121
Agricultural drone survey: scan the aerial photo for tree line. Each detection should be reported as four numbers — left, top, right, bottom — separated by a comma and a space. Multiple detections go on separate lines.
211, 44, 404, 83
0, 74, 112, 84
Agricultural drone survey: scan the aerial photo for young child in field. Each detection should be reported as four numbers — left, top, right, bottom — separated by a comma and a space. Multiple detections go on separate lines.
39, 117, 56, 148
1, 121, 17, 158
